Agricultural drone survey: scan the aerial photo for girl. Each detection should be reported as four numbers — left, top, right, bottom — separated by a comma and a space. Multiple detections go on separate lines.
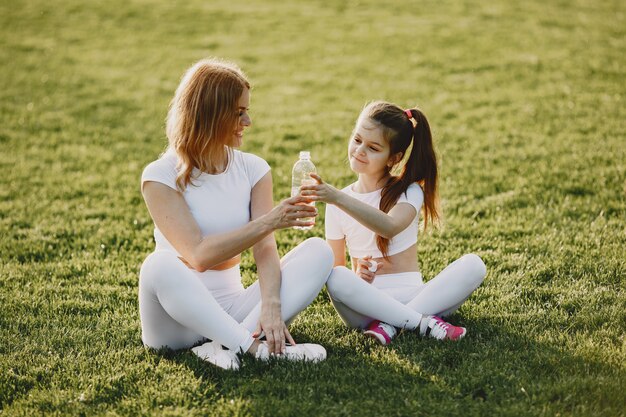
139, 58, 333, 369
300, 101, 487, 345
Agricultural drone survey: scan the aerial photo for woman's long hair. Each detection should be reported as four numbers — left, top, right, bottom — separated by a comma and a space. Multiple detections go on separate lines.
166, 58, 250, 191
357, 101, 440, 258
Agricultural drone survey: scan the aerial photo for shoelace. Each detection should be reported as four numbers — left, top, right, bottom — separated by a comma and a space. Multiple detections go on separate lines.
428, 317, 451, 340
433, 317, 450, 331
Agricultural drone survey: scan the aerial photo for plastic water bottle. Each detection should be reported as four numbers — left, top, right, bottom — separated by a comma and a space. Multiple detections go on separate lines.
290, 151, 316, 230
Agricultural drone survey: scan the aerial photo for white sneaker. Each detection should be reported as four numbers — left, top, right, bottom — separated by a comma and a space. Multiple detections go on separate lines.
191, 341, 240, 370
255, 342, 326, 363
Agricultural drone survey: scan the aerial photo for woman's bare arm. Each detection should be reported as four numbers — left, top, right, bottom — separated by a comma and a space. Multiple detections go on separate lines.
250, 173, 297, 354
142, 174, 315, 272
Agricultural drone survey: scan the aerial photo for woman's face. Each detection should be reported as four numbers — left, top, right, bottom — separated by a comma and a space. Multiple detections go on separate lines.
348, 117, 392, 177
232, 88, 251, 147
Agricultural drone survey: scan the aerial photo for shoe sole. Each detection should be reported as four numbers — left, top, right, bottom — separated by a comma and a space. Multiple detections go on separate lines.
363, 330, 390, 345
257, 343, 327, 362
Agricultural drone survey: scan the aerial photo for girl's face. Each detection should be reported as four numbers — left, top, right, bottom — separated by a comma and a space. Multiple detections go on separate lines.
232, 88, 251, 147
348, 117, 392, 177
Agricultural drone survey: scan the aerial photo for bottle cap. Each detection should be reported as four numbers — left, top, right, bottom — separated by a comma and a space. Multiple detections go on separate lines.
299, 151, 311, 159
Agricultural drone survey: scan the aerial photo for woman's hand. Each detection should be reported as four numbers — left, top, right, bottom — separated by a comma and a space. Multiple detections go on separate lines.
264, 195, 317, 230
300, 173, 341, 204
253, 303, 296, 355
355, 255, 383, 284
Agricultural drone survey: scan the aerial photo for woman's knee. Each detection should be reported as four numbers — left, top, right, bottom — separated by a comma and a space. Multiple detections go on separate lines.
140, 251, 184, 286
459, 253, 487, 286
304, 237, 333, 262
302, 237, 334, 276
326, 266, 357, 301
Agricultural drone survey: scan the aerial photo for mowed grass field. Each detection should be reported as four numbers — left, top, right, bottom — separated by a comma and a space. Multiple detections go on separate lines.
1, 0, 625, 415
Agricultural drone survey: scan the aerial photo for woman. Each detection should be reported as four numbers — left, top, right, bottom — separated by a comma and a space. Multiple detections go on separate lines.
139, 58, 333, 370
301, 101, 487, 345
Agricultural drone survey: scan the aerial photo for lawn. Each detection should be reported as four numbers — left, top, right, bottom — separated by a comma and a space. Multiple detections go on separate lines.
1, 0, 624, 416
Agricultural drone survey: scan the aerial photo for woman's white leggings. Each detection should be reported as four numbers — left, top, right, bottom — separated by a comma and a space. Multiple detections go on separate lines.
138, 237, 334, 353
326, 254, 487, 330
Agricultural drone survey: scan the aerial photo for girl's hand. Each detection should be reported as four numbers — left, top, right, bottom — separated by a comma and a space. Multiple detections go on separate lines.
355, 255, 383, 284
299, 173, 341, 204
253, 304, 296, 355
265, 195, 317, 230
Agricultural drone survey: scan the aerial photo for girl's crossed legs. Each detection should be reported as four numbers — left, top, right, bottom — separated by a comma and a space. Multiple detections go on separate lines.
326, 254, 487, 330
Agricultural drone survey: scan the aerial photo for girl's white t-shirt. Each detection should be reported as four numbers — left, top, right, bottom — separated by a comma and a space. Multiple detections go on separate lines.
141, 148, 270, 256
325, 182, 424, 259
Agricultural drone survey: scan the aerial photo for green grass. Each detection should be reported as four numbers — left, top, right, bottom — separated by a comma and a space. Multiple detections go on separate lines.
1, 0, 625, 415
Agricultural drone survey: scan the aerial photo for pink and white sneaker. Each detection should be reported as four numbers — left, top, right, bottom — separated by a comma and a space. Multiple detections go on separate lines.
420, 315, 466, 341
363, 320, 397, 345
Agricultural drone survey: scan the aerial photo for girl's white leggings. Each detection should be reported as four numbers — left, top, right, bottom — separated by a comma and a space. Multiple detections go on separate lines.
326, 254, 487, 329
139, 237, 334, 353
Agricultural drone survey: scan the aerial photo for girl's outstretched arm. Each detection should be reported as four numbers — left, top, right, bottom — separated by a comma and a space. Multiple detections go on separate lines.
302, 173, 416, 239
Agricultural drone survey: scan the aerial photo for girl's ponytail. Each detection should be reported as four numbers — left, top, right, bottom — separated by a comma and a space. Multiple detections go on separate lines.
405, 108, 439, 230
366, 103, 439, 259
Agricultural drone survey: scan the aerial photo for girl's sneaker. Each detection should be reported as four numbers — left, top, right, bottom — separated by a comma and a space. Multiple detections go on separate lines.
420, 315, 466, 341
255, 342, 326, 362
363, 320, 397, 345
191, 341, 240, 370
